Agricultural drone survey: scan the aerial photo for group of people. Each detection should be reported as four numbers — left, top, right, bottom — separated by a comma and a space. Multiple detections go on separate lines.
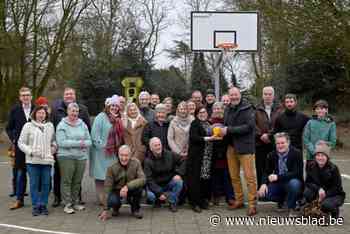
5, 85, 345, 221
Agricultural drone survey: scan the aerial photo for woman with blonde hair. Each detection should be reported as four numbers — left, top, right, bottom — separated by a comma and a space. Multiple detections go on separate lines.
123, 103, 148, 162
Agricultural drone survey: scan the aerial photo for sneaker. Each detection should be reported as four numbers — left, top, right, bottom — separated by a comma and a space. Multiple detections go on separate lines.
63, 204, 75, 214
73, 204, 85, 211
132, 210, 143, 219
32, 207, 40, 216
41, 206, 49, 215
169, 203, 178, 212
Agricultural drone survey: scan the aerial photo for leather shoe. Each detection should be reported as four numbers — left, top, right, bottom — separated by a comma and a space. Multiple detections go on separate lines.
228, 201, 244, 210
10, 200, 23, 210
132, 210, 143, 219
192, 205, 202, 213
247, 207, 257, 216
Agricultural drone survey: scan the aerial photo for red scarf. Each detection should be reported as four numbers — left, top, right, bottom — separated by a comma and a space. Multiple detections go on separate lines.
105, 113, 124, 156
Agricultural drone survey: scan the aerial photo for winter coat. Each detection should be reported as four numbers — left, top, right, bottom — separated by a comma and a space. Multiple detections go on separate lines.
303, 116, 337, 160
123, 116, 148, 163
142, 120, 170, 150
261, 146, 304, 185
56, 118, 92, 160
6, 103, 34, 169
223, 99, 255, 154
103, 158, 146, 208
167, 116, 193, 154
89, 112, 117, 180
273, 109, 309, 151
144, 150, 186, 197
139, 107, 155, 123
51, 99, 91, 131
305, 160, 345, 199
255, 102, 283, 147
18, 120, 56, 166
209, 117, 228, 168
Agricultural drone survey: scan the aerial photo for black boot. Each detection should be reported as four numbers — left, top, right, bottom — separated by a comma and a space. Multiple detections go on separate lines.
52, 196, 61, 207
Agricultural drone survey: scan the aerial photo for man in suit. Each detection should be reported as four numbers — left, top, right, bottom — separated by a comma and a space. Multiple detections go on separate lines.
51, 87, 91, 207
6, 87, 34, 209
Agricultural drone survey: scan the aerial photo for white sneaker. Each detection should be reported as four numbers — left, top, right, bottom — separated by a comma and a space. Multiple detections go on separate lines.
64, 204, 75, 214
73, 204, 85, 211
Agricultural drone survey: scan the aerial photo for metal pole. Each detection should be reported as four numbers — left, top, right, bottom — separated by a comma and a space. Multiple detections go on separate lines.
214, 51, 223, 99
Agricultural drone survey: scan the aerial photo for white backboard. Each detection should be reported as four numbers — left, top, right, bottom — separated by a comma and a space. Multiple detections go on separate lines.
191, 11, 259, 52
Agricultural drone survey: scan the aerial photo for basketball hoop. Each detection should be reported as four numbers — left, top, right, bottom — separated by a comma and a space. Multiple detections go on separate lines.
217, 42, 238, 50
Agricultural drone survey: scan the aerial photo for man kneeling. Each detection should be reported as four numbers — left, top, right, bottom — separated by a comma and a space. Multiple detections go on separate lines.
257, 132, 303, 216
99, 145, 146, 221
144, 137, 185, 212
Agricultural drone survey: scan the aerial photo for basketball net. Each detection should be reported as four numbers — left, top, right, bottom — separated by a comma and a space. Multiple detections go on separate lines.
217, 42, 238, 62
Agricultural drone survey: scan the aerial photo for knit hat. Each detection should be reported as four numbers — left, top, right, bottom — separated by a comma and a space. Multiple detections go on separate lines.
206, 89, 215, 96
105, 95, 120, 107
35, 96, 49, 106
314, 141, 330, 158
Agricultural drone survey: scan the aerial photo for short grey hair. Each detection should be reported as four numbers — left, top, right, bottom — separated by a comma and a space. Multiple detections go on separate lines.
212, 101, 224, 110
67, 102, 79, 111
118, 145, 131, 155
139, 91, 150, 100
154, 103, 167, 113
149, 137, 161, 148
274, 132, 290, 143
262, 86, 275, 96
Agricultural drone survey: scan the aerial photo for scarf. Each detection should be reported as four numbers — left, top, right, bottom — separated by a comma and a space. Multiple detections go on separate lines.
173, 115, 192, 132
105, 113, 124, 156
200, 120, 213, 179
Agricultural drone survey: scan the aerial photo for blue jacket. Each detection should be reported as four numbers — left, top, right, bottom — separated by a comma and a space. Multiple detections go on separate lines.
56, 118, 92, 160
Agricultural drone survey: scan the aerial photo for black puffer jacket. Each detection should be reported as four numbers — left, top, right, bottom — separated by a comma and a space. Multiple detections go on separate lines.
142, 120, 170, 150
224, 99, 255, 154
305, 160, 346, 199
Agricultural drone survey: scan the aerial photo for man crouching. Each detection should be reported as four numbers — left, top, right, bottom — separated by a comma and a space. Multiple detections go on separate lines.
99, 145, 146, 221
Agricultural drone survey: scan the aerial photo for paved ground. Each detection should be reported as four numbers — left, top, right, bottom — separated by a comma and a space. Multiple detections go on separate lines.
0, 144, 349, 234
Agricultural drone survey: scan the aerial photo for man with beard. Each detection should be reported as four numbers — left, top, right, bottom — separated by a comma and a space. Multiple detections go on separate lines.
273, 94, 309, 151
221, 87, 257, 216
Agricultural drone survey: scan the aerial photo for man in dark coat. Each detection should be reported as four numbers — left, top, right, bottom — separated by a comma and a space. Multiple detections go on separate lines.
138, 91, 155, 123
144, 137, 185, 212
221, 87, 257, 216
50, 87, 91, 207
273, 94, 309, 151
255, 86, 283, 188
303, 141, 345, 218
257, 132, 303, 216
6, 87, 34, 209
142, 104, 170, 152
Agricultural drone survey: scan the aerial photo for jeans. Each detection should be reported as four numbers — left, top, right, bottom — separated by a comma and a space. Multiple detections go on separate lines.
266, 178, 302, 209
16, 168, 27, 201
108, 188, 142, 212
147, 178, 183, 205
27, 164, 52, 207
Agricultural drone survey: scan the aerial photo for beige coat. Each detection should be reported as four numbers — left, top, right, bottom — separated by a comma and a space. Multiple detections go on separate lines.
123, 116, 148, 162
167, 116, 193, 155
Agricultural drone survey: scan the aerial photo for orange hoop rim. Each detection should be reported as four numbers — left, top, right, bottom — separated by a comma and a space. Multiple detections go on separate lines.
217, 42, 238, 50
